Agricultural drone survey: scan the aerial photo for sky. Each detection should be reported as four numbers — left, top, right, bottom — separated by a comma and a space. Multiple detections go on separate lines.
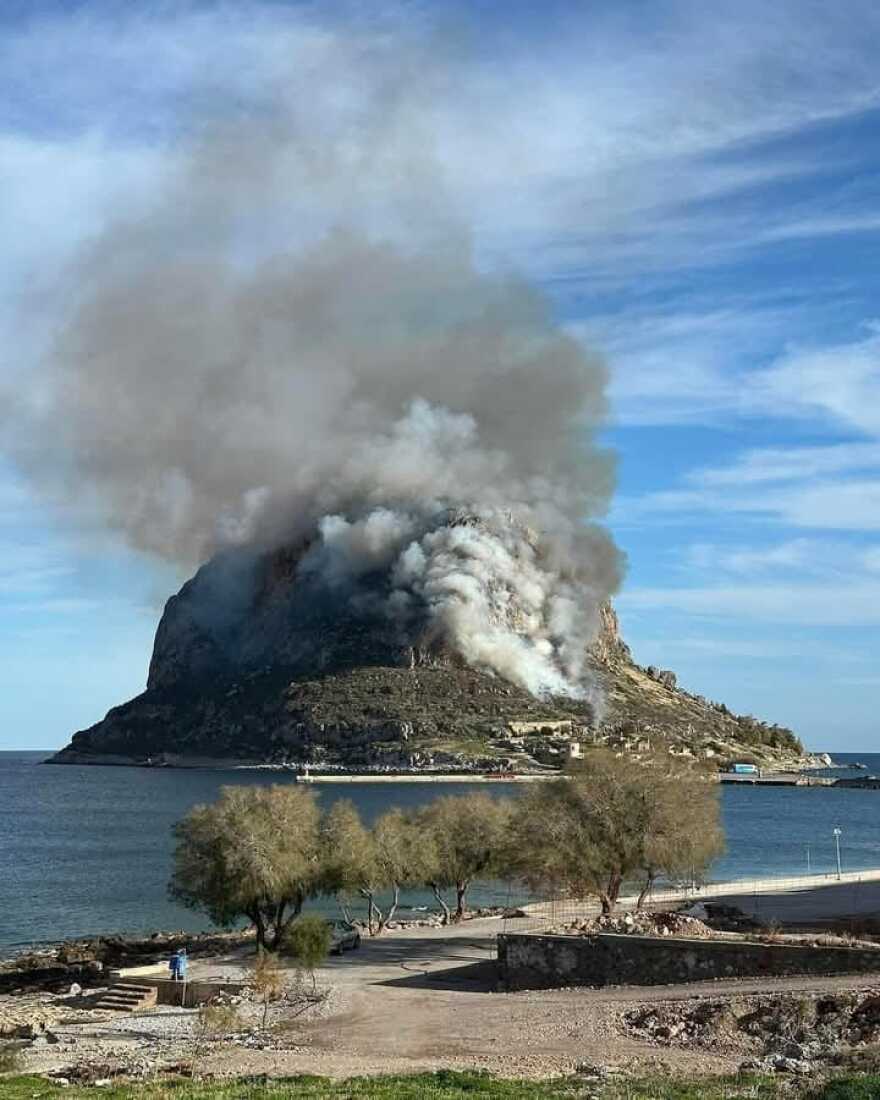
1, 0, 879, 751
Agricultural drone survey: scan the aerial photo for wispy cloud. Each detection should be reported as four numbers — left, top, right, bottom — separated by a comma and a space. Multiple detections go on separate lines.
627, 634, 856, 661
686, 539, 818, 575
689, 443, 880, 487
760, 215, 880, 243
749, 327, 880, 436
620, 581, 880, 626
622, 476, 880, 532
2, 3, 880, 300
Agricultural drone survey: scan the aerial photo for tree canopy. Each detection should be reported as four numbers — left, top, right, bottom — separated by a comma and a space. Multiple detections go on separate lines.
419, 792, 511, 922
510, 750, 723, 912
169, 784, 322, 949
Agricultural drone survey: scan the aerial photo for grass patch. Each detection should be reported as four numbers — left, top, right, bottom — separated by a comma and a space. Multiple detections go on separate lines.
600, 1075, 785, 1099
0, 1072, 581, 1099
2, 1071, 880, 1099
813, 1078, 880, 1100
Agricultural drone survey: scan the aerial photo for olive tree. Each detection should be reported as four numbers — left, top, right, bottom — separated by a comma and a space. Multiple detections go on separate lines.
321, 799, 384, 933
511, 750, 723, 913
321, 801, 431, 934
419, 793, 511, 923
372, 808, 429, 930
637, 754, 725, 907
169, 784, 322, 950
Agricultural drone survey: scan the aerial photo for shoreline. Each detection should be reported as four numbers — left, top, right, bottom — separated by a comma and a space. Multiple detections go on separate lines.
5, 867, 880, 962
291, 772, 550, 783
43, 749, 836, 778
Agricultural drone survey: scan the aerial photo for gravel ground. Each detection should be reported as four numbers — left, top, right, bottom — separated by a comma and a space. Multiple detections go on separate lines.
8, 915, 880, 1083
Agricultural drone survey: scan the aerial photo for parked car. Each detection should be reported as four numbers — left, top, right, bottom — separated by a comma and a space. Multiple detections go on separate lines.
328, 919, 361, 954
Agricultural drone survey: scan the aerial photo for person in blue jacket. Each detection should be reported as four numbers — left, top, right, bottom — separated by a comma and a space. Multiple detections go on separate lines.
169, 948, 187, 982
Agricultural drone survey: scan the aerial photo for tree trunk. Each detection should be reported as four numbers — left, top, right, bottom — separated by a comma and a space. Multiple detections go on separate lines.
430, 883, 452, 925
269, 896, 302, 951
600, 871, 623, 914
250, 909, 267, 952
359, 889, 383, 935
455, 880, 469, 923
363, 891, 374, 935
269, 901, 287, 950
379, 884, 400, 932
636, 872, 655, 911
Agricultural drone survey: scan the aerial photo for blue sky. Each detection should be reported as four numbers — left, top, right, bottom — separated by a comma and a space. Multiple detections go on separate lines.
2, 1, 880, 751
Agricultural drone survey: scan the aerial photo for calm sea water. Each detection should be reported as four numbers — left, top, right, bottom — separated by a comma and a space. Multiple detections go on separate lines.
2, 751, 879, 952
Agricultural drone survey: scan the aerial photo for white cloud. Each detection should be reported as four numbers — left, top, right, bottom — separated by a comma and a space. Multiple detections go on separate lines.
1, 2, 879, 294
585, 301, 799, 425
760, 214, 880, 243
623, 477, 880, 531
690, 443, 880, 487
621, 432, 880, 533
684, 537, 880, 586
619, 582, 880, 626
628, 635, 849, 660
749, 328, 880, 436
686, 539, 815, 575
600, 314, 880, 431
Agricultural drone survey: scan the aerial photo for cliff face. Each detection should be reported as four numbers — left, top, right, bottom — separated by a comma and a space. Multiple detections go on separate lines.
52, 545, 803, 768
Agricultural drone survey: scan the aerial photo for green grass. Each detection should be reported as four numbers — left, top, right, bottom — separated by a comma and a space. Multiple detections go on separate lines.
815, 1080, 880, 1100
2, 1072, 880, 1099
0, 1073, 578, 1099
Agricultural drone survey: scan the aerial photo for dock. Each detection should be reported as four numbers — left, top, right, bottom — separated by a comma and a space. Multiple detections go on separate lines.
719, 772, 835, 787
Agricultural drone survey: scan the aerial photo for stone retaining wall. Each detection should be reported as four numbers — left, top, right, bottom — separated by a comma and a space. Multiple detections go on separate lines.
497, 932, 880, 991
115, 976, 246, 1007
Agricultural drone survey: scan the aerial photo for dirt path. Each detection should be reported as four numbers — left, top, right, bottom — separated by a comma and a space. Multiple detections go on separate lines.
202, 917, 880, 1080
15, 915, 880, 1081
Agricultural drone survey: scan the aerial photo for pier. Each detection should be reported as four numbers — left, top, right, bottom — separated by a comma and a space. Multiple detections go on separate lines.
719, 772, 835, 787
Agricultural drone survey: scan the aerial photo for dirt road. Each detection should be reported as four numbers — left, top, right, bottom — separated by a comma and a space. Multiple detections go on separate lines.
16, 914, 880, 1081
200, 916, 880, 1080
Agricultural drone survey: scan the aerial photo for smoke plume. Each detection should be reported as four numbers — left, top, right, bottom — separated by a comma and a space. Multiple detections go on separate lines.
4, 40, 623, 700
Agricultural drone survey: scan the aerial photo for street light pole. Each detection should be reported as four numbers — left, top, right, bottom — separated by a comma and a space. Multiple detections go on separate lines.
833, 827, 842, 880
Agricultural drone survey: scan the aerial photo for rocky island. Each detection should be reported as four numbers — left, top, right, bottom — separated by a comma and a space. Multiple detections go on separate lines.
51, 529, 805, 772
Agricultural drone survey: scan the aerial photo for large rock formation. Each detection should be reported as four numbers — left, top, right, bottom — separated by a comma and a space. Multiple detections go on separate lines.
51, 544, 804, 769
588, 606, 803, 765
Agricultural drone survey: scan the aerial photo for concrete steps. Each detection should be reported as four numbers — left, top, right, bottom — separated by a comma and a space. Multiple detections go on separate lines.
93, 980, 158, 1013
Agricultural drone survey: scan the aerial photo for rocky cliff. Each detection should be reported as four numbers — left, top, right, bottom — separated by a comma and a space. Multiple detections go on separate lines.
51, 543, 804, 769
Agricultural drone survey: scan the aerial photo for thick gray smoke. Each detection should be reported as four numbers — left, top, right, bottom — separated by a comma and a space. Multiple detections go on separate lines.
5, 69, 622, 699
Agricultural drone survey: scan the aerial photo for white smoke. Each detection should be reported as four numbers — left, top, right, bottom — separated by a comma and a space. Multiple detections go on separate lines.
2, 23, 623, 701
293, 401, 611, 697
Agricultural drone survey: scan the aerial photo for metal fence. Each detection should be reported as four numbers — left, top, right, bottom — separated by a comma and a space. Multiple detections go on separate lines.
492, 868, 880, 941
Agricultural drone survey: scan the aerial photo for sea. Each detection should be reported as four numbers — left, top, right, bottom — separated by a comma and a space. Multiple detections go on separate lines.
1, 751, 879, 954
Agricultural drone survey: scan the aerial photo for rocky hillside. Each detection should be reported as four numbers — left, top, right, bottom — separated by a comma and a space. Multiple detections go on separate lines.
588, 606, 804, 766
51, 544, 805, 770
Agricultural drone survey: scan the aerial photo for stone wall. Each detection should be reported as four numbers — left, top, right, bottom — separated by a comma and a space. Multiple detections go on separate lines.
114, 976, 246, 1007
497, 932, 880, 991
